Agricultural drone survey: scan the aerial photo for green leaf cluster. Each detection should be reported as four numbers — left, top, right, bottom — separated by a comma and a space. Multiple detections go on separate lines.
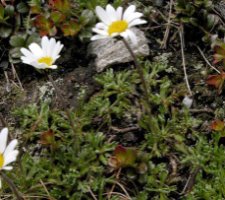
6, 56, 225, 199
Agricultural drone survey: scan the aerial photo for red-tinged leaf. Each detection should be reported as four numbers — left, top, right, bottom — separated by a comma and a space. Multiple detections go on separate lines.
114, 145, 126, 155
214, 54, 225, 65
61, 20, 81, 36
49, 0, 71, 13
30, 6, 41, 14
206, 72, 225, 94
50, 11, 66, 24
34, 15, 55, 36
213, 45, 225, 64
39, 129, 55, 145
210, 120, 225, 131
108, 145, 137, 169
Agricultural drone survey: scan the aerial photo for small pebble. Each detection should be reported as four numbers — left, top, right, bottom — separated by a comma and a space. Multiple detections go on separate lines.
182, 96, 193, 108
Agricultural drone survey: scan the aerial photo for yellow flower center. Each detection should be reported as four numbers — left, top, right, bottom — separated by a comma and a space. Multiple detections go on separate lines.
108, 20, 128, 36
38, 57, 53, 66
0, 154, 4, 168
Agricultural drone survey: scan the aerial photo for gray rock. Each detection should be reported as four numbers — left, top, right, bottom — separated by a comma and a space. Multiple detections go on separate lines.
38, 78, 64, 102
39, 81, 55, 102
89, 28, 150, 72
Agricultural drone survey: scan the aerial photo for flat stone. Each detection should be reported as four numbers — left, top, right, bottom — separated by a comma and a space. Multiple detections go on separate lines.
89, 28, 150, 72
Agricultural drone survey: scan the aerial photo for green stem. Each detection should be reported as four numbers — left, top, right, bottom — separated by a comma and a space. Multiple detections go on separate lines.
0, 171, 24, 200
122, 38, 159, 133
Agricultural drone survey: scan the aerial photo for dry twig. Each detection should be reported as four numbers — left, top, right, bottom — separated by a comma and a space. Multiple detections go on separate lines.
0, 113, 7, 127
181, 166, 201, 195
115, 181, 132, 200
4, 71, 10, 92
189, 108, 214, 114
1, 0, 7, 6
108, 168, 121, 199
0, 171, 24, 200
11, 63, 24, 90
110, 125, 140, 133
104, 192, 131, 200
196, 45, 221, 74
40, 180, 56, 200
179, 25, 193, 96
88, 187, 98, 200
161, 0, 174, 49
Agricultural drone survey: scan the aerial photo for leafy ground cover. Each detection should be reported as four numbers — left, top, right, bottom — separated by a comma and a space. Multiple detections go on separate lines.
1, 0, 225, 199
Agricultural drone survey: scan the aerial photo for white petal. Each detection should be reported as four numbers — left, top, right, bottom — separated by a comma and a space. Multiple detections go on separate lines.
95, 6, 112, 25
128, 19, 147, 27
54, 55, 60, 60
120, 31, 129, 40
30, 62, 57, 69
123, 5, 136, 20
29, 61, 39, 68
0, 128, 8, 154
47, 65, 58, 69
21, 57, 36, 65
3, 150, 18, 166
106, 4, 117, 21
96, 22, 108, 30
20, 48, 36, 60
127, 29, 138, 45
126, 12, 143, 23
91, 35, 108, 41
2, 166, 13, 170
3, 139, 18, 158
121, 29, 138, 45
111, 32, 120, 37
22, 61, 33, 65
52, 42, 63, 60
116, 7, 123, 20
47, 38, 57, 57
36, 64, 48, 69
28, 43, 43, 57
21, 56, 32, 63
41, 36, 49, 55
92, 28, 108, 36
55, 43, 63, 58
30, 61, 47, 69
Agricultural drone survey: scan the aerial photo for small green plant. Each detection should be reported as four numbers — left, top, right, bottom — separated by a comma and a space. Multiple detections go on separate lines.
175, 0, 213, 25
8, 56, 178, 199
5, 53, 225, 199
29, 0, 110, 37
206, 39, 225, 94
175, 0, 221, 41
30, 0, 82, 36
12, 102, 115, 199
0, 2, 29, 38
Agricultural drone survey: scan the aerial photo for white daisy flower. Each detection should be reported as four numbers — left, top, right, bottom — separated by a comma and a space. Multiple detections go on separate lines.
0, 128, 18, 171
91, 4, 147, 45
0, 128, 18, 188
20, 36, 64, 69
